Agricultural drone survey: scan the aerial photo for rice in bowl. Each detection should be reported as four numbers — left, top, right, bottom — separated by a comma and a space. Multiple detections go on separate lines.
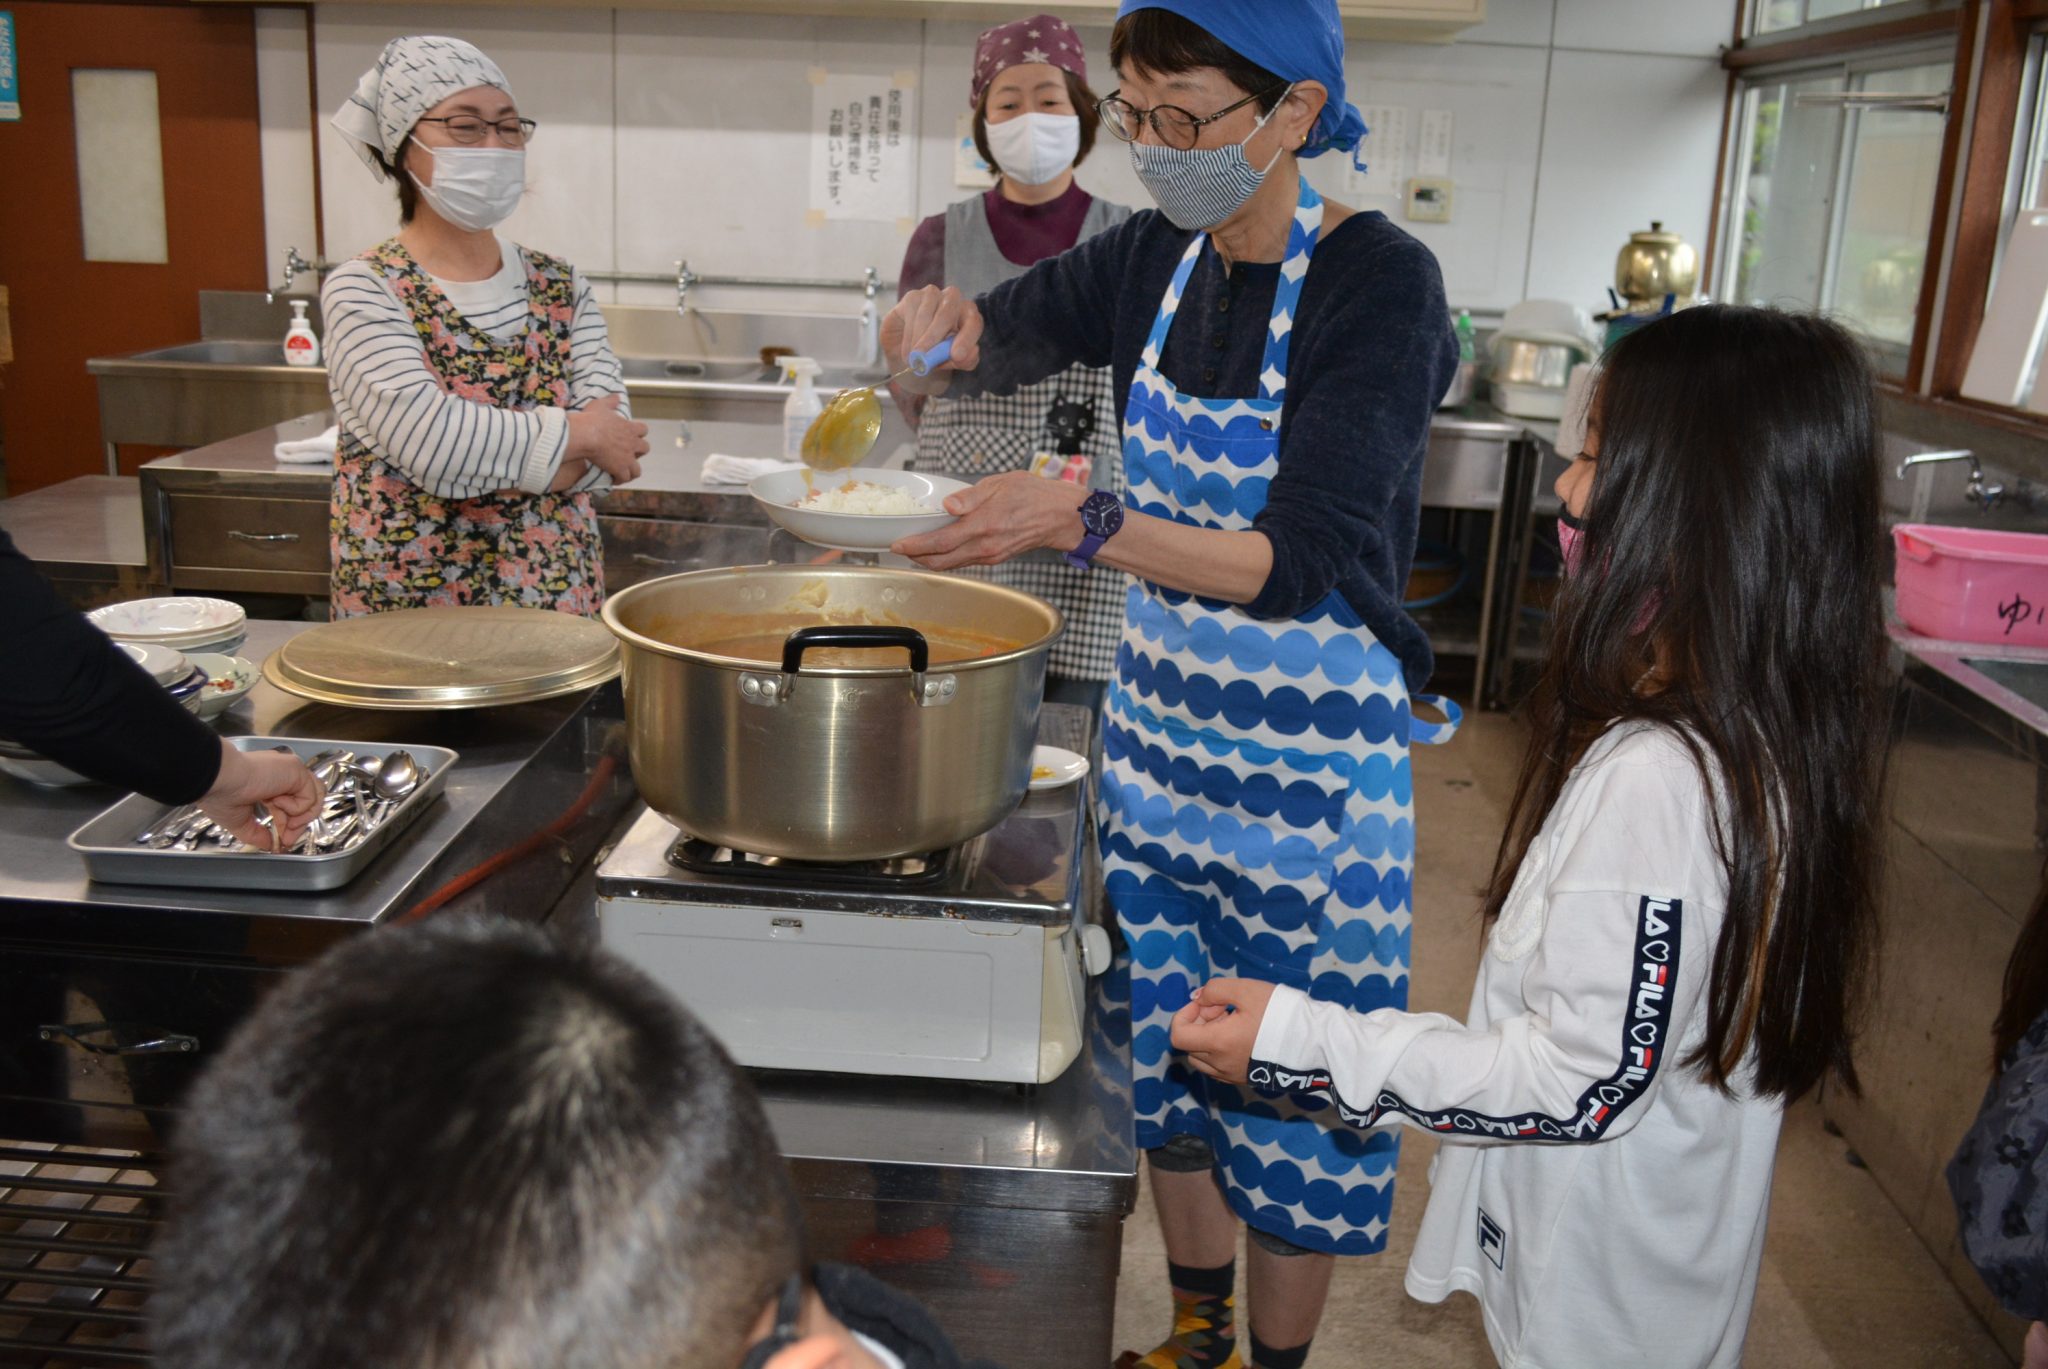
798, 480, 937, 516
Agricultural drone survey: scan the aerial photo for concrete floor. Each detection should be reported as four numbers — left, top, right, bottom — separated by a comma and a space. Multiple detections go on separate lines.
1110, 711, 2017, 1368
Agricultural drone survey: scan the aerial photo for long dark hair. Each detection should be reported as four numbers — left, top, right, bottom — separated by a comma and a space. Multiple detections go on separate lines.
1482, 305, 1890, 1102
1994, 872, 2048, 1068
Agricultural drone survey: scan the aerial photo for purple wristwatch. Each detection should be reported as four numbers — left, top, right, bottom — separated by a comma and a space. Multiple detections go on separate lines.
1064, 490, 1125, 569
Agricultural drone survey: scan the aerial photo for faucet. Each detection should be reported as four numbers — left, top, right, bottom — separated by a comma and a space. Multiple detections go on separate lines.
857, 265, 882, 368
675, 259, 700, 319
1896, 448, 2006, 511
267, 246, 314, 304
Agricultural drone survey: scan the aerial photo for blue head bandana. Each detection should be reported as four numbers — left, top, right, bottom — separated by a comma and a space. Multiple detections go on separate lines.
1114, 0, 1368, 167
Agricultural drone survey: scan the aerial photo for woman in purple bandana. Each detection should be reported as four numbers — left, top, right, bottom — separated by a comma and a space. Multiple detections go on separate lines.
897, 15, 1133, 707
882, 3, 1459, 1367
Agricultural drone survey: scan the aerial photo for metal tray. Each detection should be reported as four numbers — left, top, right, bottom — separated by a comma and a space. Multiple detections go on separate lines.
262, 606, 620, 710
65, 736, 457, 892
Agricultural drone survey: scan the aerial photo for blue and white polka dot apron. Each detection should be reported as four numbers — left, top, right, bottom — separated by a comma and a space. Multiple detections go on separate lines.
1099, 177, 1460, 1257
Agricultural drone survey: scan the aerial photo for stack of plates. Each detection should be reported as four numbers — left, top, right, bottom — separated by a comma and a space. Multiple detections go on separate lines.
88, 596, 248, 655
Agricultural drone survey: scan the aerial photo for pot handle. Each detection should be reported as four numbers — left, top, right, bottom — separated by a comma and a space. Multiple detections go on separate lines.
782, 625, 930, 675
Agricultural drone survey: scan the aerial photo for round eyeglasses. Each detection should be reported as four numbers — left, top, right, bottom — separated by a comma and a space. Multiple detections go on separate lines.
414, 116, 538, 148
1096, 84, 1288, 151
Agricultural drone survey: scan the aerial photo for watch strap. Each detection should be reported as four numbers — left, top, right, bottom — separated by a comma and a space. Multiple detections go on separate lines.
1064, 533, 1107, 570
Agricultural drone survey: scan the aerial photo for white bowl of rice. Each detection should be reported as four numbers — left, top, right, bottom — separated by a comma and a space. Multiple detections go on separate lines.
751, 467, 969, 552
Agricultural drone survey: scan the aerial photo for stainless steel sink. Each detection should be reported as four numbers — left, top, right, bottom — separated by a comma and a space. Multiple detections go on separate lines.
127, 339, 301, 367
1962, 657, 2048, 713
616, 357, 777, 384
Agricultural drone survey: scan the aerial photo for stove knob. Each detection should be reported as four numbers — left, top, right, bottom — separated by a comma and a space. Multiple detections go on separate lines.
1080, 923, 1113, 976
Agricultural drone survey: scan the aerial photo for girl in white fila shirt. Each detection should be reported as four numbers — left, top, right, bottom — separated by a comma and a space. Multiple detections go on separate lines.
1169, 305, 1891, 1369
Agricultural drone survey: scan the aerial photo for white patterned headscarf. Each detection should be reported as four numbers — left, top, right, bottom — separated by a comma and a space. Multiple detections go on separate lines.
332, 35, 513, 181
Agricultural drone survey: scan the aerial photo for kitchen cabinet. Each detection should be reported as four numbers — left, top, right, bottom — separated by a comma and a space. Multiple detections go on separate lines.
306, 0, 1485, 41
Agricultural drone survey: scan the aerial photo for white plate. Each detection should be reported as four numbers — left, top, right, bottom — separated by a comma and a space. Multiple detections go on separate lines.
750, 468, 967, 552
120, 640, 192, 686
1028, 744, 1089, 791
185, 653, 259, 720
89, 596, 246, 644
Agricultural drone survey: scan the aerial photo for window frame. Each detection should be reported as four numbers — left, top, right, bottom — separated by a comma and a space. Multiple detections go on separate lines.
1717, 37, 1961, 380
1723, 0, 2048, 439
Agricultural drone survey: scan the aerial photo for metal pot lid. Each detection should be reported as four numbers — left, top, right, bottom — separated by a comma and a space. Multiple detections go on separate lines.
263, 607, 621, 710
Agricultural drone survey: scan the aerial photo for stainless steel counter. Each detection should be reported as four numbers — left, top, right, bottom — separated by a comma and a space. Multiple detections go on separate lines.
0, 626, 1136, 1367
0, 620, 632, 956
0, 475, 156, 607
1820, 624, 2046, 1358
139, 414, 792, 524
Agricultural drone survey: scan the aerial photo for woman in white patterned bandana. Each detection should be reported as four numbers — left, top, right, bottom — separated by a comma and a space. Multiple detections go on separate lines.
896, 13, 1133, 708
322, 35, 648, 618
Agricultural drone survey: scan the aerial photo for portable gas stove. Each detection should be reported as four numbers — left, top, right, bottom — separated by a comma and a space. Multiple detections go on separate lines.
596, 706, 1112, 1085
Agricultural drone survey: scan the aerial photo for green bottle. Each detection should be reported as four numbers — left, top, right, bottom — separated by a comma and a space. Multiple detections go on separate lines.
1454, 309, 1476, 363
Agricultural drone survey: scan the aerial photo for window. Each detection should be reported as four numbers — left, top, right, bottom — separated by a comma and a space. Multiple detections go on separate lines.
1755, 0, 1925, 36
1719, 49, 1952, 374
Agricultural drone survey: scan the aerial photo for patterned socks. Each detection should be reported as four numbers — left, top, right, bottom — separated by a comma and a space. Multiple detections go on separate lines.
1246, 1332, 1311, 1369
1118, 1260, 1241, 1369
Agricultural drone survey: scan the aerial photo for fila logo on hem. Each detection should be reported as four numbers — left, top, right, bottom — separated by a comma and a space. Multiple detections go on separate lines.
1477, 1208, 1507, 1272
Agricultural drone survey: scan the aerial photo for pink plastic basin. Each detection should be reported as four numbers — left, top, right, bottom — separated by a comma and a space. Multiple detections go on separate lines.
1892, 523, 2048, 647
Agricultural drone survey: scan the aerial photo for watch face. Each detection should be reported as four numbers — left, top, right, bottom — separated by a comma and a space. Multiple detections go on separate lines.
1081, 491, 1124, 537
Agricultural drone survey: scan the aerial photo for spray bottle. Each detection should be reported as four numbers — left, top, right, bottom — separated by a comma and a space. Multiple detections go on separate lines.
779, 356, 823, 462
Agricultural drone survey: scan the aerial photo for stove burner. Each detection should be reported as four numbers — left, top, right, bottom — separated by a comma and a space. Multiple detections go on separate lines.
667, 837, 956, 889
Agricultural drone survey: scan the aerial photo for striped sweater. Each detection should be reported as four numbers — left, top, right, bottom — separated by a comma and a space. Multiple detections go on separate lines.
321, 239, 628, 499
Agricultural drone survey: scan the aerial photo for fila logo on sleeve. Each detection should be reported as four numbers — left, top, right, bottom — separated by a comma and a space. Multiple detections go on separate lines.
1249, 895, 1684, 1141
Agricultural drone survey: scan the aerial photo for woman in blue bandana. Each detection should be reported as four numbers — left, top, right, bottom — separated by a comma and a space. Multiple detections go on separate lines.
883, 4, 1457, 1366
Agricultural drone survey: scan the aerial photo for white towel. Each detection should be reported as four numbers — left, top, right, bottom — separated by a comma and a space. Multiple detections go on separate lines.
701, 453, 798, 485
275, 425, 339, 465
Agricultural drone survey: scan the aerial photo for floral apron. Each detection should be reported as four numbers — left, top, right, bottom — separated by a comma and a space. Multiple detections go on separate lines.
330, 240, 604, 618
1100, 177, 1460, 1256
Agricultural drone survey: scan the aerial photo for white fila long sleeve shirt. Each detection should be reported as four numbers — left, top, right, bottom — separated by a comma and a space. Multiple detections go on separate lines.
1249, 723, 1783, 1369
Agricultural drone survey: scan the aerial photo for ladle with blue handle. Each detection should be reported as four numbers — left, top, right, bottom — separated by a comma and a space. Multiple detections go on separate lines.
800, 338, 955, 472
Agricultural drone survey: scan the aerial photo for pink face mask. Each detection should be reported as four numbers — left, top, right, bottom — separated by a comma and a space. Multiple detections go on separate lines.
1557, 512, 1586, 578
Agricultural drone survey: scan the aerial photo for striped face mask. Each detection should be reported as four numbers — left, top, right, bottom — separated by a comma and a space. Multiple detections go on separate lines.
1128, 85, 1293, 231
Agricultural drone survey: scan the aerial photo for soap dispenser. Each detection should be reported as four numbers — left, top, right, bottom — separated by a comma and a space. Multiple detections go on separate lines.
283, 300, 321, 367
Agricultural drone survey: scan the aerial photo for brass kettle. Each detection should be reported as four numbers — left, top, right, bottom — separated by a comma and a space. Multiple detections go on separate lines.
1615, 221, 1699, 305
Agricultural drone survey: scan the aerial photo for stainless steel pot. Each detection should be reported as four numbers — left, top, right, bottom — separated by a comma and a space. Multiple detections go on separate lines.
601, 565, 1062, 861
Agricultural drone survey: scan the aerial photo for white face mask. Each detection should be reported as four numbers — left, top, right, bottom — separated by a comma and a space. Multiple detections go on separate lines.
408, 138, 525, 232
985, 112, 1081, 187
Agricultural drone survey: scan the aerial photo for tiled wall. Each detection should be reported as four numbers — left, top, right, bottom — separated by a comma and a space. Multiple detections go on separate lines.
254, 0, 1733, 318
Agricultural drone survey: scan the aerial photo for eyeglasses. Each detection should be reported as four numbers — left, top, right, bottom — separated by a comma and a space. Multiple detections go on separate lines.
414, 115, 537, 148
1097, 84, 1288, 150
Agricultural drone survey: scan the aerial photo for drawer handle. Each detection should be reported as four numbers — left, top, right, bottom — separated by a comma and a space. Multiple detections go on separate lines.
227, 530, 301, 544
39, 1021, 199, 1056
632, 553, 683, 567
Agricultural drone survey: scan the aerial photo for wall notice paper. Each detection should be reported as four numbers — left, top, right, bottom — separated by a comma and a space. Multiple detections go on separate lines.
1348, 104, 1410, 200
810, 72, 917, 223
1417, 109, 1454, 178
0, 13, 19, 122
